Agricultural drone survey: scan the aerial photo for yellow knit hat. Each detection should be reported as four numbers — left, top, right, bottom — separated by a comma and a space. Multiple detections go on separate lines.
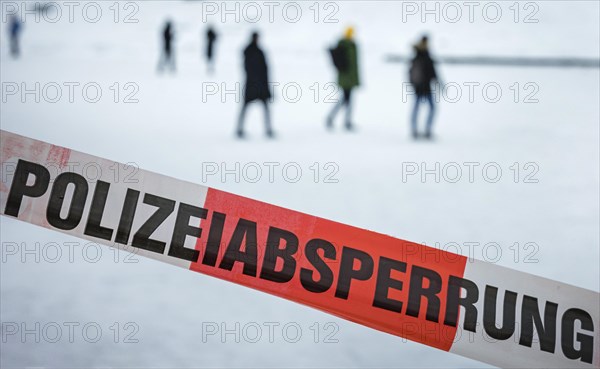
344, 26, 354, 39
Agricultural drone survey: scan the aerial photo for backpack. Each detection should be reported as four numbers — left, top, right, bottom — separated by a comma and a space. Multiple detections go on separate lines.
329, 43, 348, 72
409, 57, 426, 86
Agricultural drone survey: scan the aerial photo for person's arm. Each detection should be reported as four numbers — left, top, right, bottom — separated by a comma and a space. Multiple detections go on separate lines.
262, 51, 269, 80
429, 57, 438, 81
243, 50, 250, 73
354, 43, 360, 85
430, 58, 445, 94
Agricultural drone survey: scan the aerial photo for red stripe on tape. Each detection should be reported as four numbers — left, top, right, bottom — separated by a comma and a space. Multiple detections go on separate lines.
192, 188, 467, 351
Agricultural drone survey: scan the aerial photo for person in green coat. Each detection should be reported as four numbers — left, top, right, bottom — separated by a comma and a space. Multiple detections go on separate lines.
327, 27, 360, 131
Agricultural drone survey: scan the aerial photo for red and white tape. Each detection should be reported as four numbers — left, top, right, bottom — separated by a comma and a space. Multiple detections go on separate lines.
1, 130, 598, 368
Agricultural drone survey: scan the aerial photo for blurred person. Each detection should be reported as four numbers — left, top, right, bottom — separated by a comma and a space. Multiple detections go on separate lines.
158, 20, 175, 73
205, 26, 218, 74
327, 26, 360, 131
8, 14, 22, 58
409, 35, 438, 139
237, 32, 274, 139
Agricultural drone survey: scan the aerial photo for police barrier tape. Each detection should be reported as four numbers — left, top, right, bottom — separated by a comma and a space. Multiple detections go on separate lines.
1, 130, 598, 368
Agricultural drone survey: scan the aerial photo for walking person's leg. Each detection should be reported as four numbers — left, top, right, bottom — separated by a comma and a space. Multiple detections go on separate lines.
207, 48, 214, 74
207, 56, 214, 74
237, 101, 248, 138
262, 99, 273, 137
326, 85, 344, 129
411, 95, 421, 138
10, 36, 18, 57
424, 93, 435, 138
344, 88, 353, 130
169, 51, 176, 72
10, 36, 15, 57
157, 51, 165, 72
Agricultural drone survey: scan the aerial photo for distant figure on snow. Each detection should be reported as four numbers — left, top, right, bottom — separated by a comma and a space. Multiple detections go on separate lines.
409, 35, 438, 139
237, 32, 274, 139
327, 26, 360, 131
8, 14, 22, 58
205, 26, 218, 73
158, 20, 175, 73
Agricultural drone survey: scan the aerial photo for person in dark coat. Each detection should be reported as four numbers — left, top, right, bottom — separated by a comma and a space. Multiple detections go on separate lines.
409, 35, 438, 139
8, 15, 22, 58
157, 20, 175, 73
327, 27, 360, 131
205, 26, 217, 74
237, 32, 274, 139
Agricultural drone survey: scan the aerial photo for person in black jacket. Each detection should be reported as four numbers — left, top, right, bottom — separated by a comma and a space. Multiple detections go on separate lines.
409, 36, 438, 139
158, 20, 175, 73
205, 26, 217, 74
237, 32, 274, 139
8, 15, 22, 58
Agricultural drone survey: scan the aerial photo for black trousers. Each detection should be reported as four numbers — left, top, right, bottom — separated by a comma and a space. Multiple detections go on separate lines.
237, 99, 272, 134
328, 88, 353, 126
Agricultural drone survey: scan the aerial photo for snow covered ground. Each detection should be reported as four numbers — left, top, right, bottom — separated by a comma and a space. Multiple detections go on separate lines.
1, 1, 599, 367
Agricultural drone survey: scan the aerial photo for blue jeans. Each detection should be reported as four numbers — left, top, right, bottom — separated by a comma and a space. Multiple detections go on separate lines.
411, 93, 435, 136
